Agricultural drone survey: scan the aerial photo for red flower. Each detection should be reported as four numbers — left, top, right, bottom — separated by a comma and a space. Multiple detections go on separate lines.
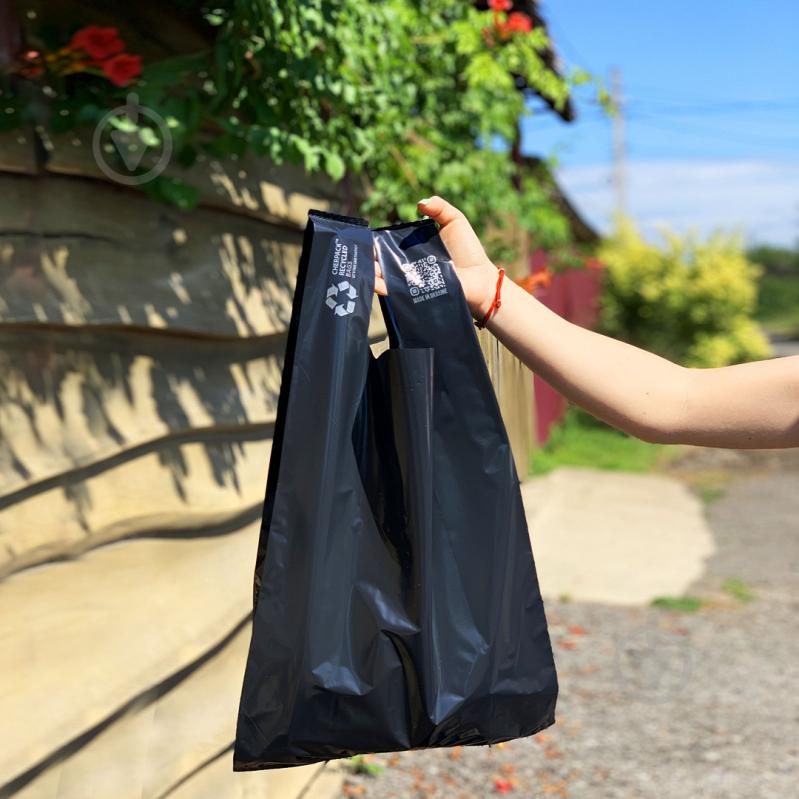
17, 50, 44, 78
506, 12, 533, 33
101, 53, 142, 87
70, 26, 125, 60
517, 269, 552, 293
489, 0, 513, 11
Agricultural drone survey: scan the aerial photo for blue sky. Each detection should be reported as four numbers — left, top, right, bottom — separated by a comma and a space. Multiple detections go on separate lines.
521, 0, 799, 246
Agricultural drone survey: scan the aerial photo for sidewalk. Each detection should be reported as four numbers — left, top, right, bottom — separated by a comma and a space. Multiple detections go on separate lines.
520, 466, 716, 606
321, 464, 719, 799
343, 449, 799, 798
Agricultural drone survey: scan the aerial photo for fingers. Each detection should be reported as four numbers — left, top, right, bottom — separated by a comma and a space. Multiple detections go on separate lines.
373, 199, 463, 295
417, 196, 464, 227
374, 255, 387, 296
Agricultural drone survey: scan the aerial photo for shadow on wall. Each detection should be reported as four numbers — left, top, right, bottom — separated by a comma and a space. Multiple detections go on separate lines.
0, 141, 354, 581
0, 4, 357, 794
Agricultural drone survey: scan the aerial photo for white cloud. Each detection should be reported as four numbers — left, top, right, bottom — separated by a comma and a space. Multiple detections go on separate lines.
555, 159, 799, 246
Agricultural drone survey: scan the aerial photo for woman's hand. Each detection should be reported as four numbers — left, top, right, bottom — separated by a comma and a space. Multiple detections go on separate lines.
372, 196, 799, 449
374, 196, 499, 320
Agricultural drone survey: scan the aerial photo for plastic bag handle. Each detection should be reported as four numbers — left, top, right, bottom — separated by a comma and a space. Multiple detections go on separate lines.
377, 292, 404, 350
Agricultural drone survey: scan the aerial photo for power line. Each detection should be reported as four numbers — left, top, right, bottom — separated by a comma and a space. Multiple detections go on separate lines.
624, 81, 798, 102
626, 110, 799, 151
628, 98, 799, 116
579, 95, 799, 114
539, 2, 598, 75
559, 99, 799, 151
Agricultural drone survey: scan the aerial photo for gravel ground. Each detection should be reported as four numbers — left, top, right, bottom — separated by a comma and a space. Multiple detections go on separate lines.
339, 448, 799, 799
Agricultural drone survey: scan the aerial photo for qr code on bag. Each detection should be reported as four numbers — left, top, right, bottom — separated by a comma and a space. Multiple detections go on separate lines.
400, 255, 448, 302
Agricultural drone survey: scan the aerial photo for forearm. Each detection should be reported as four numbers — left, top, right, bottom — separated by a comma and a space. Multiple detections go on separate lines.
479, 266, 799, 448
675, 357, 799, 448
482, 272, 690, 443
408, 196, 799, 449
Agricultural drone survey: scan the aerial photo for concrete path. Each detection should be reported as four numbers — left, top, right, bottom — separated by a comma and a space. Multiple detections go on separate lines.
344, 447, 799, 799
769, 336, 799, 357
521, 466, 716, 606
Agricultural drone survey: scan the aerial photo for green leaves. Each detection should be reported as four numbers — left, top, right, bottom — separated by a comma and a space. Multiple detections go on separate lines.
0, 97, 21, 132
324, 150, 345, 181
598, 218, 771, 367
142, 175, 199, 210
3, 0, 601, 244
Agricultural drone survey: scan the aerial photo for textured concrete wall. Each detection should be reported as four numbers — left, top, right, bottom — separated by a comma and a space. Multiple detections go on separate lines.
0, 128, 533, 797
0, 128, 369, 798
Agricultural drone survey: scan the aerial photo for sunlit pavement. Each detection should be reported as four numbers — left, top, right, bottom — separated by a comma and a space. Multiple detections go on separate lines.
768, 334, 799, 358
341, 448, 799, 799
521, 466, 715, 607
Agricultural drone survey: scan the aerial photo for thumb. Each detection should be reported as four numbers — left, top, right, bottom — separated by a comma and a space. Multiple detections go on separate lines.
418, 195, 464, 227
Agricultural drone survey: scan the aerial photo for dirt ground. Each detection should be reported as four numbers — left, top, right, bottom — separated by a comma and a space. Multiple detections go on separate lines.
339, 447, 799, 799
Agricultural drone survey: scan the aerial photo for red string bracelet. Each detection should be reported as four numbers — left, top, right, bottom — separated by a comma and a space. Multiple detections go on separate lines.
474, 267, 505, 329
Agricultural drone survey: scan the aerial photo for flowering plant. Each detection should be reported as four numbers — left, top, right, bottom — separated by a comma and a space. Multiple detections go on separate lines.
0, 1, 606, 260
13, 25, 141, 87
516, 268, 553, 293
483, 0, 534, 44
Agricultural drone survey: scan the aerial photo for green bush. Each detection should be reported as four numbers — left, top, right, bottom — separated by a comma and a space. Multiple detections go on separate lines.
529, 405, 673, 476
747, 244, 799, 276
597, 218, 771, 367
3, 1, 607, 259
754, 274, 799, 335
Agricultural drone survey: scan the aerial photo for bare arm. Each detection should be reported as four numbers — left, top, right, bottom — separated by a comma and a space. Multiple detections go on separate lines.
480, 272, 799, 448
374, 196, 799, 449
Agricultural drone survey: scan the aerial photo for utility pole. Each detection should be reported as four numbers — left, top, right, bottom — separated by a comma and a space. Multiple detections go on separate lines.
610, 67, 627, 219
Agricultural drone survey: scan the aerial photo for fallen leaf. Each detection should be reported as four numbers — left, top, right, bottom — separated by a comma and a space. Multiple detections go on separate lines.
567, 625, 588, 636
544, 744, 564, 759
558, 640, 577, 650
494, 777, 515, 793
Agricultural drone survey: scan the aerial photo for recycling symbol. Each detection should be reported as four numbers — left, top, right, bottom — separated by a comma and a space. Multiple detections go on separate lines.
325, 280, 358, 316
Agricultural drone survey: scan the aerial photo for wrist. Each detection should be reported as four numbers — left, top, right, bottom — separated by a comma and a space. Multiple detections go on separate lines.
470, 260, 501, 320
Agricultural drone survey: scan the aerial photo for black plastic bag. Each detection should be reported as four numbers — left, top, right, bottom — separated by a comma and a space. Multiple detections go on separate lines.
232, 210, 558, 772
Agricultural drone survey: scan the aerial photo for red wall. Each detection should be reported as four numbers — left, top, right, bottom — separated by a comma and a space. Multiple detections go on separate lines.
527, 249, 605, 445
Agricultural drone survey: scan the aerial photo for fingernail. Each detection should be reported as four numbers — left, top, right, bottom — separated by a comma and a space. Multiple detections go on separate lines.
418, 197, 431, 205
